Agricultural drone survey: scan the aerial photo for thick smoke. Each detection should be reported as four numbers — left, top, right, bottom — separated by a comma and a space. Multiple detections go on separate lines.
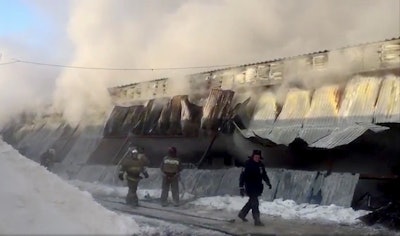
1, 0, 399, 126
0, 0, 71, 127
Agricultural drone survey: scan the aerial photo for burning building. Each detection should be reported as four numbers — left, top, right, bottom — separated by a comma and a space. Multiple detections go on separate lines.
1, 37, 399, 209
94, 37, 399, 166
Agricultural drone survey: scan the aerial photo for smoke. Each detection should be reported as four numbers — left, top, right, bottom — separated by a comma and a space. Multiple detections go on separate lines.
0, 0, 71, 128
0, 42, 64, 127
1, 0, 399, 126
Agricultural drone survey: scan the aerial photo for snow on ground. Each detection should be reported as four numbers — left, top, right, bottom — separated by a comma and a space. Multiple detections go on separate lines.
0, 131, 370, 234
69, 179, 370, 226
190, 196, 370, 225
0, 139, 139, 235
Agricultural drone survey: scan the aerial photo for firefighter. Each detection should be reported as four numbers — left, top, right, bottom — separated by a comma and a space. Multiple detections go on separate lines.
238, 150, 272, 226
160, 146, 181, 207
118, 147, 149, 207
40, 148, 55, 171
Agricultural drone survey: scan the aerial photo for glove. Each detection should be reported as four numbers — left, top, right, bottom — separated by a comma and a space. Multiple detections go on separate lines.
143, 171, 149, 178
268, 183, 272, 189
240, 187, 245, 197
118, 172, 124, 181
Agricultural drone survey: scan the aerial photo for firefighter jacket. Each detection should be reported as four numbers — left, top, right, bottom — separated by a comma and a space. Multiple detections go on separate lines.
160, 155, 181, 176
239, 159, 271, 197
120, 153, 148, 182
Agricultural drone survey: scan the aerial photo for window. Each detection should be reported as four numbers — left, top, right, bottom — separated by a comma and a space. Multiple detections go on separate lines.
309, 53, 328, 69
268, 63, 283, 80
257, 65, 269, 79
379, 43, 400, 63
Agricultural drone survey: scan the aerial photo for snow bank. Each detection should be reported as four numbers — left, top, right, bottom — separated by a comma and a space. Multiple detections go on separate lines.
0, 139, 139, 235
190, 196, 370, 225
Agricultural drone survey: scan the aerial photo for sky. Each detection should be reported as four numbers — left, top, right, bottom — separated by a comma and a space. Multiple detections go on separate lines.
0, 0, 399, 126
0, 137, 377, 234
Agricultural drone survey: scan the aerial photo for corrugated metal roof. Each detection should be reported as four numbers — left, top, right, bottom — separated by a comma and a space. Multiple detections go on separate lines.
309, 126, 368, 149
357, 123, 390, 132
303, 85, 339, 127
374, 75, 400, 123
238, 121, 390, 147
201, 89, 234, 130
267, 126, 302, 145
249, 92, 277, 129
253, 128, 274, 139
274, 89, 311, 126
238, 76, 397, 147
251, 89, 311, 145
298, 128, 334, 145
338, 77, 382, 124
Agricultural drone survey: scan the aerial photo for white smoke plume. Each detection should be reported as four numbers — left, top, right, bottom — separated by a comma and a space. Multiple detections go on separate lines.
1, 0, 399, 126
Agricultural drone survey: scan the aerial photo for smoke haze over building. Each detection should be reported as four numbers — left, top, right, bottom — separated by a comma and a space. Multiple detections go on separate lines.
0, 0, 399, 125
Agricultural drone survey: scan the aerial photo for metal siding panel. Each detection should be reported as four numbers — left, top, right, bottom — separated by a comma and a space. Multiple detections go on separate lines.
338, 77, 381, 124
374, 75, 400, 123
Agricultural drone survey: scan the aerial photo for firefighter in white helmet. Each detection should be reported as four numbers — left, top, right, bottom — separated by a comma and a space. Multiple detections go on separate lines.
118, 146, 149, 207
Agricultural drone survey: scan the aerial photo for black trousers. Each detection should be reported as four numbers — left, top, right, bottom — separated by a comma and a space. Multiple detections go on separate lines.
239, 195, 260, 219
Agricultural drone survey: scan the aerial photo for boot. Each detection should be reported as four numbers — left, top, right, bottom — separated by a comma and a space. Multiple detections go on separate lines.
254, 219, 264, 226
238, 212, 248, 222
253, 213, 264, 226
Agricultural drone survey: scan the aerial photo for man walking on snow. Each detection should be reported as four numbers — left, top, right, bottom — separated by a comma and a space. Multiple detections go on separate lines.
238, 150, 272, 226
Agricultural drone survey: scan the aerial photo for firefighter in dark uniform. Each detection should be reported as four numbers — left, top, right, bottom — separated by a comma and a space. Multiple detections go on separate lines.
160, 146, 181, 207
238, 150, 272, 226
118, 147, 149, 207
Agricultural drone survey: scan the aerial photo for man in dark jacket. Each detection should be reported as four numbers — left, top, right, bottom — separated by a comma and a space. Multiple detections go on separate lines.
238, 149, 272, 226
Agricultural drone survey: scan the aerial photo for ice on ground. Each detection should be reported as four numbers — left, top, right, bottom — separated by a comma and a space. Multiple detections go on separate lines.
0, 139, 139, 235
131, 214, 227, 236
